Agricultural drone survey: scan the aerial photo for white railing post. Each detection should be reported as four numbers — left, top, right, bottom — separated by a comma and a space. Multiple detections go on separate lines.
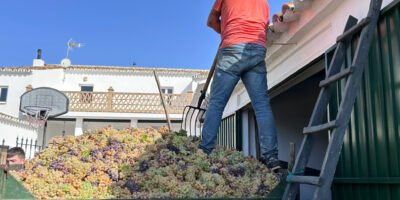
74, 118, 83, 136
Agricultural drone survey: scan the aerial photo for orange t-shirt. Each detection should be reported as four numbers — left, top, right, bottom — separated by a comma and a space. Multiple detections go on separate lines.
213, 0, 269, 49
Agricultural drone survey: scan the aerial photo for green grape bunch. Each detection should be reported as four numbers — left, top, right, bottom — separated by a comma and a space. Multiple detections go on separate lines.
11, 126, 280, 199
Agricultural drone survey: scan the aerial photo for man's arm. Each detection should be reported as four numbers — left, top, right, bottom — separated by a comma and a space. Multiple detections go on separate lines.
207, 9, 221, 34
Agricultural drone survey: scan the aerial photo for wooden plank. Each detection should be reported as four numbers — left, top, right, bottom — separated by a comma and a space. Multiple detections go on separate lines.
0, 152, 7, 165
336, 17, 370, 42
153, 71, 172, 131
289, 142, 295, 172
303, 120, 337, 134
289, 175, 321, 186
319, 67, 354, 87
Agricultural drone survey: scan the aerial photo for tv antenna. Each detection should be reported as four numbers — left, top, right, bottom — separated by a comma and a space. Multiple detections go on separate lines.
66, 38, 85, 58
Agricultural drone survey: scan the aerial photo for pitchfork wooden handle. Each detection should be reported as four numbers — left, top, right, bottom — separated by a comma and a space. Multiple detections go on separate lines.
197, 50, 219, 108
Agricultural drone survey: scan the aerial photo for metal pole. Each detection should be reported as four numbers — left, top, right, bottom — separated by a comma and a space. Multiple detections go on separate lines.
41, 122, 47, 148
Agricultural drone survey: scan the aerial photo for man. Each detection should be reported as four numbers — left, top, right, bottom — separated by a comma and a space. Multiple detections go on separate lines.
7, 147, 25, 165
199, 0, 280, 171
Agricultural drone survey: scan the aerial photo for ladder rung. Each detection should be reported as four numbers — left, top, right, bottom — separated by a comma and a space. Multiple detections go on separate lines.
337, 17, 370, 42
303, 120, 337, 134
319, 67, 354, 87
288, 175, 322, 186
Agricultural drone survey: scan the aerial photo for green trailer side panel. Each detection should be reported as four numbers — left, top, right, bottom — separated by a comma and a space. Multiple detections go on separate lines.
0, 170, 35, 200
0, 168, 285, 200
266, 177, 288, 200
328, 1, 400, 200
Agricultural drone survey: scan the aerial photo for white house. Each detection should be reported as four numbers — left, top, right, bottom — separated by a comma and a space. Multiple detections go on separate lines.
0, 57, 208, 154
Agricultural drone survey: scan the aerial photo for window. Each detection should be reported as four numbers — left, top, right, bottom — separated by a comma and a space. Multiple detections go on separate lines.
81, 86, 93, 92
0, 87, 8, 103
80, 85, 93, 103
161, 88, 173, 94
161, 87, 173, 105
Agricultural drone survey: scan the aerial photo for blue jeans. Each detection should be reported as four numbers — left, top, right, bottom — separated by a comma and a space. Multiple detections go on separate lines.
199, 43, 278, 161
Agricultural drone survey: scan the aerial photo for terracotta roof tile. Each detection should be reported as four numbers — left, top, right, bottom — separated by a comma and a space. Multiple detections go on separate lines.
0, 64, 209, 77
267, 0, 314, 46
65, 65, 209, 76
0, 67, 32, 73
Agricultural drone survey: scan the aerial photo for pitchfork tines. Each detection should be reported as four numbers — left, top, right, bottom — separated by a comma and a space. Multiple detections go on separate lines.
180, 50, 218, 137
181, 90, 209, 137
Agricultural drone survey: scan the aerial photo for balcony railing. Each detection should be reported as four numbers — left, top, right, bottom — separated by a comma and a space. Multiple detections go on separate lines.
63, 91, 192, 114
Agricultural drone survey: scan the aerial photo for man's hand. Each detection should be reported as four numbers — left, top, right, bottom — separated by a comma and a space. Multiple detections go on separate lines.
207, 9, 221, 34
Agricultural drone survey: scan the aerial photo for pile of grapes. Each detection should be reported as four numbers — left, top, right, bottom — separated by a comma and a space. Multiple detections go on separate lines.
12, 127, 280, 199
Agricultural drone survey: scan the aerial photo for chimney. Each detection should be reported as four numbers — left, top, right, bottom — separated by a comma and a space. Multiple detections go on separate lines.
33, 49, 45, 66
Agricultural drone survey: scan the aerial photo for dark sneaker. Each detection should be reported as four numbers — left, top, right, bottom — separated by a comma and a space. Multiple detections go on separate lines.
259, 157, 281, 172
266, 158, 282, 173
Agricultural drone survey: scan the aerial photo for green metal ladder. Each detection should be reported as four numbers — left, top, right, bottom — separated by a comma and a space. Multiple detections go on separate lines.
282, 0, 383, 199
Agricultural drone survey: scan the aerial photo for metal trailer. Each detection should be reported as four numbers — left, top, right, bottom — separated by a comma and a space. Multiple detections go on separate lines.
0, 165, 35, 199
0, 167, 287, 200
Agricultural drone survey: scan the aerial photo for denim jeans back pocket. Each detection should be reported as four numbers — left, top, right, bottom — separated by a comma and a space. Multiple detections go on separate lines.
251, 54, 267, 74
217, 48, 242, 75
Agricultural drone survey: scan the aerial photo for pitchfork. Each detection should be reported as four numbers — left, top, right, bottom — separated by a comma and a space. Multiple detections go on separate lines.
181, 50, 219, 137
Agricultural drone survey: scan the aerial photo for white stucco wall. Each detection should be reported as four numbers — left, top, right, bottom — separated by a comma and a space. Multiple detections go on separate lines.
266, 0, 394, 89
31, 69, 65, 89
62, 70, 194, 94
0, 120, 37, 146
0, 118, 38, 158
15, 67, 199, 95
0, 72, 32, 117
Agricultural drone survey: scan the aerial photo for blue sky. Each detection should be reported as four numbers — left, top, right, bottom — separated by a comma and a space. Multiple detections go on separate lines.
0, 1, 283, 69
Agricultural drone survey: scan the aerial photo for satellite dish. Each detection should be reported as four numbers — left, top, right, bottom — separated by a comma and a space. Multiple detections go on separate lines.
61, 58, 71, 67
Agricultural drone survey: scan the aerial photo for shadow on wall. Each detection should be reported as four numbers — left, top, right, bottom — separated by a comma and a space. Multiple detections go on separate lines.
270, 70, 329, 170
